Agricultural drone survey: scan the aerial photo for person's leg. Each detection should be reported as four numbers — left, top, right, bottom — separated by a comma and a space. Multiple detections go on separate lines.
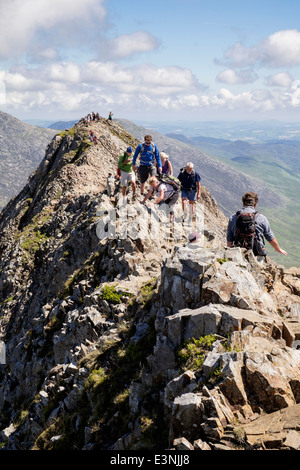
120, 171, 128, 196
138, 166, 148, 195
188, 190, 197, 217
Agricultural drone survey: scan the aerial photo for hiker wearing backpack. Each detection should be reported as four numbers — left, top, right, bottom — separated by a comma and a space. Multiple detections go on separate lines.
178, 162, 201, 218
133, 135, 162, 196
118, 147, 136, 198
227, 191, 287, 259
141, 175, 179, 222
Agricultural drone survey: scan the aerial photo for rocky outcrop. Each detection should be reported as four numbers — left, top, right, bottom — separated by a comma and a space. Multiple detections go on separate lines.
0, 116, 299, 451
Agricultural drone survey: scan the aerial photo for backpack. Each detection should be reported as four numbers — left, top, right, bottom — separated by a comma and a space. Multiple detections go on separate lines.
140, 142, 156, 156
234, 211, 266, 256
157, 173, 181, 191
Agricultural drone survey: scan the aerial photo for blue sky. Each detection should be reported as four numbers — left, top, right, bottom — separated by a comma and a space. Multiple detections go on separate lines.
1, 0, 300, 122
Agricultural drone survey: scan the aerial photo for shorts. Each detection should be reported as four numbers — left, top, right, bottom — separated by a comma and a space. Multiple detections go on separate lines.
181, 188, 196, 202
138, 164, 157, 184
164, 191, 179, 215
121, 170, 135, 187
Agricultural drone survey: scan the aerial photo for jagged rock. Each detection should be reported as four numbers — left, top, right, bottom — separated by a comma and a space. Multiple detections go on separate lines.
159, 247, 216, 311
165, 304, 278, 349
193, 438, 211, 450
242, 403, 300, 449
147, 335, 176, 381
164, 371, 197, 417
173, 437, 194, 450
282, 430, 300, 450
202, 260, 277, 315
170, 393, 204, 442
200, 417, 224, 440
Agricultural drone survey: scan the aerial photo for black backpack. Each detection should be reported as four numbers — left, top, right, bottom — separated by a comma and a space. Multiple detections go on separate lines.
234, 211, 266, 256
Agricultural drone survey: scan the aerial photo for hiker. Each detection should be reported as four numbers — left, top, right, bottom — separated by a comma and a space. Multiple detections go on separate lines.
160, 151, 173, 175
90, 130, 97, 144
227, 191, 287, 259
108, 111, 113, 121
178, 162, 201, 217
133, 135, 162, 196
141, 175, 179, 222
118, 147, 136, 198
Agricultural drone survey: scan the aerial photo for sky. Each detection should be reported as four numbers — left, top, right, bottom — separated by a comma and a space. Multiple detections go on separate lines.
1, 0, 300, 123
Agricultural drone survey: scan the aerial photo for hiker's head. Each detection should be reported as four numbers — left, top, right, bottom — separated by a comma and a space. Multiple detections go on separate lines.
242, 192, 258, 207
160, 151, 168, 162
127, 147, 133, 154
148, 176, 158, 188
186, 162, 194, 173
144, 135, 152, 145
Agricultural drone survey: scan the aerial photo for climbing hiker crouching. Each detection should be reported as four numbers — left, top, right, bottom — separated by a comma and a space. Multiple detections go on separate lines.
227, 191, 287, 259
141, 175, 179, 222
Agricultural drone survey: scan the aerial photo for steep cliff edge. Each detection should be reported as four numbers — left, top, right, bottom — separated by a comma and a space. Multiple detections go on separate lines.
0, 117, 299, 451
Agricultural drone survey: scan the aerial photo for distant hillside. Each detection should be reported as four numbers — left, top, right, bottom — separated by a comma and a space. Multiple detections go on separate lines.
48, 120, 78, 130
0, 111, 57, 210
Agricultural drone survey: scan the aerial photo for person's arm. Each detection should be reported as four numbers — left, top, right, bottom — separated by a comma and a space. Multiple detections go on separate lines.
141, 187, 153, 204
155, 148, 162, 173
168, 160, 173, 175
226, 217, 235, 247
268, 237, 287, 255
132, 145, 141, 170
196, 181, 201, 200
123, 153, 132, 165
153, 189, 165, 204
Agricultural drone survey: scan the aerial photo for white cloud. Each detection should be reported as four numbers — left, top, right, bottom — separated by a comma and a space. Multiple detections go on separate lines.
266, 72, 293, 87
261, 30, 300, 67
2, 57, 300, 119
108, 31, 160, 59
0, 60, 204, 115
81, 62, 201, 96
216, 42, 259, 68
218, 29, 300, 69
0, 0, 106, 59
216, 68, 258, 84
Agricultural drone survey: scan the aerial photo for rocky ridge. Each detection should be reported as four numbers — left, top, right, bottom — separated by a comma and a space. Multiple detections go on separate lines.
0, 116, 299, 451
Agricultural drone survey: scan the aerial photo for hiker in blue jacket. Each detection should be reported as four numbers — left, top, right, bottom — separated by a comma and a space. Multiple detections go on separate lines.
133, 135, 162, 196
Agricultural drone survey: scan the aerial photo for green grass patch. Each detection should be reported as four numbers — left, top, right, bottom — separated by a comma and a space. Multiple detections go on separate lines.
177, 334, 217, 372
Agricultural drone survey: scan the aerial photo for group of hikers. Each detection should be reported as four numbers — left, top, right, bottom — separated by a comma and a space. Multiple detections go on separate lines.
82, 111, 113, 127
116, 135, 201, 222
112, 134, 287, 261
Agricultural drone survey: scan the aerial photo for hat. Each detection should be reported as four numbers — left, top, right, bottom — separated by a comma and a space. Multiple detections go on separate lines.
188, 232, 201, 243
127, 147, 133, 153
